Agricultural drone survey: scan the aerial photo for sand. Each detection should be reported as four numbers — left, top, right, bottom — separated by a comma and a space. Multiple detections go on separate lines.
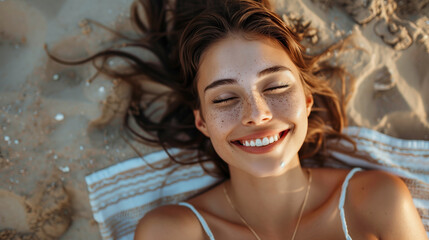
0, 0, 428, 239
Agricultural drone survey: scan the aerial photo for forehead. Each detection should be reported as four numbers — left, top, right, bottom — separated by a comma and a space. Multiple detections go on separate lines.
197, 35, 299, 86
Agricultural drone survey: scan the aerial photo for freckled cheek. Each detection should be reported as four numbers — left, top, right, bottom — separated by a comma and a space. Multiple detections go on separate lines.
267, 93, 307, 119
206, 104, 242, 133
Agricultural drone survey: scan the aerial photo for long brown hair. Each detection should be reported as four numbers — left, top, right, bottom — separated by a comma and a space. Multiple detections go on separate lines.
46, 0, 353, 178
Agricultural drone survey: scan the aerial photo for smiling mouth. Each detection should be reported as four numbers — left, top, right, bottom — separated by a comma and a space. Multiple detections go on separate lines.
231, 130, 289, 148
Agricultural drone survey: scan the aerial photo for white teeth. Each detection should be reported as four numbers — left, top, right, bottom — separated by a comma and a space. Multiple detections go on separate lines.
262, 137, 269, 145
239, 133, 282, 147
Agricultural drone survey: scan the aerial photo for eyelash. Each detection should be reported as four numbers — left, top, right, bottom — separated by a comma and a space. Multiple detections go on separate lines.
264, 84, 289, 92
212, 85, 289, 104
212, 97, 237, 104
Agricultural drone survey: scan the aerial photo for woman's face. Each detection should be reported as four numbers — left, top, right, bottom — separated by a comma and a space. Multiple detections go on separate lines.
194, 35, 313, 177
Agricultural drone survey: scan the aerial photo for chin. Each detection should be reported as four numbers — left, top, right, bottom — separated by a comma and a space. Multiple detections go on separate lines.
244, 160, 292, 178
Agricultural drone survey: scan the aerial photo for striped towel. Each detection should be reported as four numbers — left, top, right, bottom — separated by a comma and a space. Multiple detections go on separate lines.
85, 148, 221, 240
325, 127, 429, 235
85, 127, 429, 240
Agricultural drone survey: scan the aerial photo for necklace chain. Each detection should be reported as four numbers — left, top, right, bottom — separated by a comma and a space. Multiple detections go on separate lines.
223, 169, 312, 240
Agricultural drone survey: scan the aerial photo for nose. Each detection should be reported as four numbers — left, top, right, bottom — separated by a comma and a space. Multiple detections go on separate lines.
242, 94, 273, 126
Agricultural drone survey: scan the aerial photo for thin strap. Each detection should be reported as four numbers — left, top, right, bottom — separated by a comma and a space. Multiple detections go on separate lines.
339, 168, 363, 240
178, 202, 215, 240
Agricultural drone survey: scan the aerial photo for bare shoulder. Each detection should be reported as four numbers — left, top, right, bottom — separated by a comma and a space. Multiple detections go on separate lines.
348, 170, 410, 201
346, 170, 427, 239
134, 204, 205, 240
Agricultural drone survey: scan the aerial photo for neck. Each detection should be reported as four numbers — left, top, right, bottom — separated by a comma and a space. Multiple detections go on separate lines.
226, 155, 310, 236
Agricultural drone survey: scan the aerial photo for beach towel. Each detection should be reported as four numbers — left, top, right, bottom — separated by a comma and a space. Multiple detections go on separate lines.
85, 126, 429, 240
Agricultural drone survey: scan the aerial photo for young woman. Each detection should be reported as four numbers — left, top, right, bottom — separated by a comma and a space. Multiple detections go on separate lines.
45, 0, 425, 239
127, 0, 428, 239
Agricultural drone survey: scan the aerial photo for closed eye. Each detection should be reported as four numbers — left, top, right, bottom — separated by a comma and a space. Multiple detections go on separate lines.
264, 84, 289, 92
212, 97, 238, 104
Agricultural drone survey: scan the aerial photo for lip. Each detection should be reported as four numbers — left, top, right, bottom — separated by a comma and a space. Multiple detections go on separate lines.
231, 130, 283, 142
231, 129, 289, 154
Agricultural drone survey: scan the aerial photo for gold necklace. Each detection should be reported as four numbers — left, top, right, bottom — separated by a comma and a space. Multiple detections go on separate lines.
223, 169, 312, 240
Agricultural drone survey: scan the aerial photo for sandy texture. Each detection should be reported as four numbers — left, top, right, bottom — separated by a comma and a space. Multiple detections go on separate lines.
0, 0, 428, 239
0, 0, 157, 239
0, 176, 71, 240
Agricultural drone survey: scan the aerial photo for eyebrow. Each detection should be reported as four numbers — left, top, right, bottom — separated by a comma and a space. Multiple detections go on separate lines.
203, 65, 292, 93
258, 65, 291, 78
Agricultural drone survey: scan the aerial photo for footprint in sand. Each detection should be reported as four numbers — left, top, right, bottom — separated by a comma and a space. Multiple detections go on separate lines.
373, 66, 395, 92
335, 0, 382, 25
374, 18, 413, 50
321, 0, 415, 51
0, 177, 71, 240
